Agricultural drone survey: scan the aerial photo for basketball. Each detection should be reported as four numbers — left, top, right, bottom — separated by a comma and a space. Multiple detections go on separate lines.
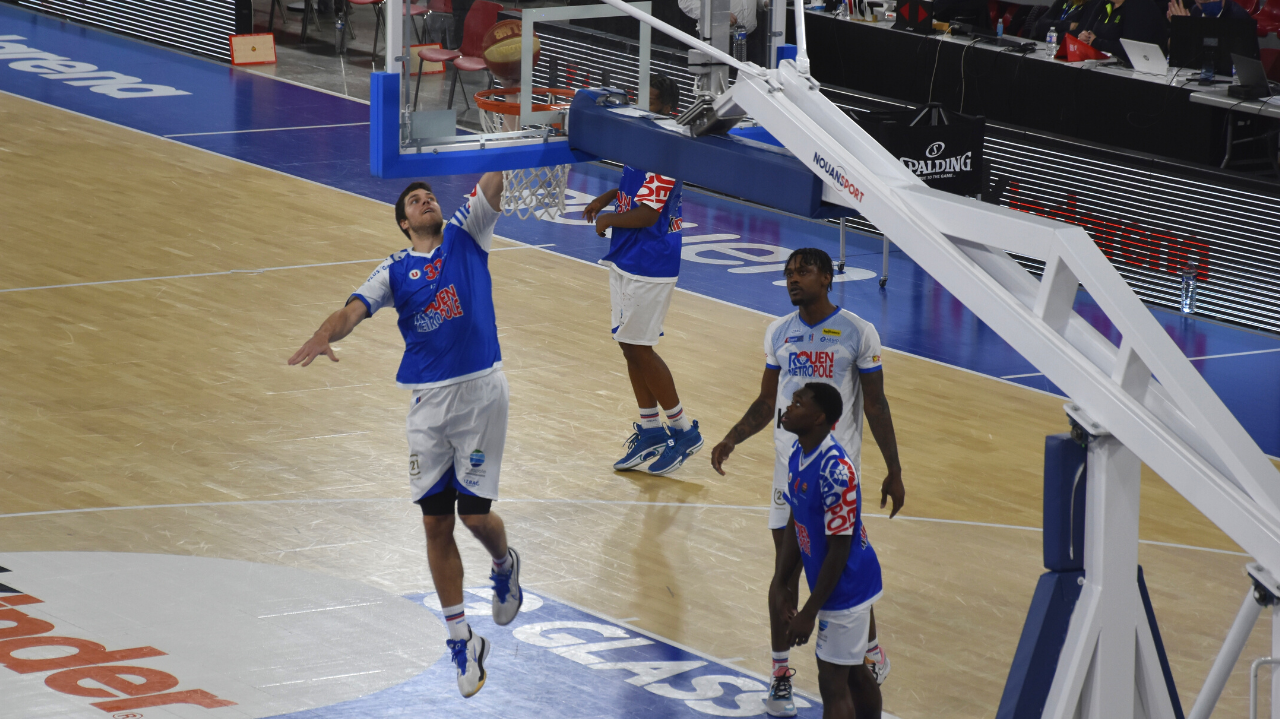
480, 19, 541, 84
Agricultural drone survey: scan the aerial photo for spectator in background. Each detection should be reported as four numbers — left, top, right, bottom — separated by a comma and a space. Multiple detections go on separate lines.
1077, 0, 1167, 53
678, 0, 760, 44
451, 0, 474, 50
1167, 0, 1254, 21
1027, 0, 1092, 39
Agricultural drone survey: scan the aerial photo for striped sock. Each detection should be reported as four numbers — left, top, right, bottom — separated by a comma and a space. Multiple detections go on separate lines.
771, 650, 790, 677
639, 407, 662, 430
664, 403, 692, 432
442, 604, 470, 641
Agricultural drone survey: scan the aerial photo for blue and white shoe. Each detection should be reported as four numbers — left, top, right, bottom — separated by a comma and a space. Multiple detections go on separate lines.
614, 423, 670, 470
763, 668, 798, 717
647, 420, 704, 476
447, 628, 490, 698
490, 548, 522, 626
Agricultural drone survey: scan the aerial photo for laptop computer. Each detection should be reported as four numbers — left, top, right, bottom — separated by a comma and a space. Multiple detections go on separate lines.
1231, 53, 1274, 99
1120, 39, 1169, 77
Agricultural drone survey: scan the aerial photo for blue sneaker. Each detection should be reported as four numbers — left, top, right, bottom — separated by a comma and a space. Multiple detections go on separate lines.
614, 423, 670, 470
647, 420, 704, 476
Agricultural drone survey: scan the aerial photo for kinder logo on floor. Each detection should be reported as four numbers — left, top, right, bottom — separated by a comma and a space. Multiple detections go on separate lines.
0, 35, 190, 98
0, 552, 445, 719
0, 590, 233, 714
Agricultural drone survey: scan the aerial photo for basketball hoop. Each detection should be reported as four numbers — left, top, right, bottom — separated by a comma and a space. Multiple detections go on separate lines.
475, 87, 575, 221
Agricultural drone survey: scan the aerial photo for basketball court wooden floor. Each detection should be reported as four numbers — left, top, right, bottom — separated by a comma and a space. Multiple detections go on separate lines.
1, 93, 1271, 718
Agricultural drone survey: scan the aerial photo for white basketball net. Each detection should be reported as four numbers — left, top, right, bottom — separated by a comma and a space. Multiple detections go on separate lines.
478, 97, 570, 221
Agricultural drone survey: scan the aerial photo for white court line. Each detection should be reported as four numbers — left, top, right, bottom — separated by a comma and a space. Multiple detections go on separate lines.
0, 244, 551, 294
164, 122, 370, 138
0, 496, 1247, 555
0, 258, 382, 294
1000, 346, 1280, 380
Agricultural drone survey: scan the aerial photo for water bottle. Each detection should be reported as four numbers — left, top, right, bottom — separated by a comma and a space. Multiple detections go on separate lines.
1180, 261, 1198, 313
732, 25, 748, 62
1046, 28, 1058, 53
997, 18, 1004, 38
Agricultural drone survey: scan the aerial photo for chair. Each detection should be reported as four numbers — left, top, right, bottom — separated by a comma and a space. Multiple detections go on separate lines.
420, 0, 455, 49
413, 0, 501, 112
342, 0, 385, 58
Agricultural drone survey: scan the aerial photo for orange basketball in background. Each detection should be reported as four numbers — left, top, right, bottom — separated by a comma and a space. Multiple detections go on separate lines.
480, 19, 541, 85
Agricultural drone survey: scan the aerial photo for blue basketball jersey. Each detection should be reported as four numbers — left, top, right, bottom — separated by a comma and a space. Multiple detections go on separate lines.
599, 165, 684, 281
785, 435, 883, 612
351, 185, 502, 389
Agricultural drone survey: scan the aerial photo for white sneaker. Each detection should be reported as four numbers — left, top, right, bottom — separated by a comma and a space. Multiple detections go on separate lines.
763, 668, 798, 717
866, 644, 891, 685
490, 548, 522, 626
447, 629, 490, 698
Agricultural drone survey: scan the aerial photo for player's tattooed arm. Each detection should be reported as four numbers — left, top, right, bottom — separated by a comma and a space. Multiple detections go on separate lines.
288, 298, 368, 367
711, 366, 781, 475
861, 369, 905, 517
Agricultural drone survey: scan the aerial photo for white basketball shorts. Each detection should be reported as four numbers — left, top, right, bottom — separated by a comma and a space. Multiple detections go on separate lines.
815, 599, 877, 666
406, 370, 508, 501
609, 267, 675, 346
769, 448, 792, 530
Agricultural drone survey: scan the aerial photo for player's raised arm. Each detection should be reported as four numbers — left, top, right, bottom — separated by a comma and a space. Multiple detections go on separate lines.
477, 171, 503, 212
711, 365, 780, 475
288, 298, 369, 367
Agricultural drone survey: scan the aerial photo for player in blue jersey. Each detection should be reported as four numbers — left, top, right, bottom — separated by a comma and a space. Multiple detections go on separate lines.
288, 173, 521, 699
581, 74, 704, 476
773, 382, 883, 719
711, 248, 903, 716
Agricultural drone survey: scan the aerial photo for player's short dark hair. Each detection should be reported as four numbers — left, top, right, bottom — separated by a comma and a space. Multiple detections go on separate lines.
651, 72, 680, 115
395, 181, 434, 239
805, 382, 844, 427
786, 248, 835, 292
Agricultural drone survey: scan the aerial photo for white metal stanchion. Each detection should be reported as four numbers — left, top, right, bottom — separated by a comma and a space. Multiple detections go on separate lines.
880, 236, 889, 287
837, 218, 846, 274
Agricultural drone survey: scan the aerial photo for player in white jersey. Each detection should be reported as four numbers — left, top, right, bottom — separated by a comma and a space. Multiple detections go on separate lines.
711, 248, 905, 717
288, 173, 521, 699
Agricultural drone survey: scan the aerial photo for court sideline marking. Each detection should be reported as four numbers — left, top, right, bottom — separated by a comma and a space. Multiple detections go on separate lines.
1000, 345, 1280, 378
0, 496, 1247, 556
163, 121, 370, 138
0, 244, 552, 293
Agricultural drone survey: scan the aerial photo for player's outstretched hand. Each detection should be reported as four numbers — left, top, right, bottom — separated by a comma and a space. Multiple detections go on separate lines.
288, 334, 338, 367
880, 470, 905, 518
710, 439, 736, 475
787, 609, 815, 647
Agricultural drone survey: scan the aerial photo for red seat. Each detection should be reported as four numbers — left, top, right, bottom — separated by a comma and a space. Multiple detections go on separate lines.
1238, 0, 1260, 13
414, 0, 502, 111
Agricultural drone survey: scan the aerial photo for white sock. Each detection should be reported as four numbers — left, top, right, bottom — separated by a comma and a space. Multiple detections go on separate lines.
442, 604, 470, 641
493, 550, 513, 574
638, 406, 662, 430
771, 650, 790, 677
664, 402, 692, 432
865, 641, 883, 661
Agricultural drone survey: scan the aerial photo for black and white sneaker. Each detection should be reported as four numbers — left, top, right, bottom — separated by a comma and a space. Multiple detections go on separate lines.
763, 668, 798, 717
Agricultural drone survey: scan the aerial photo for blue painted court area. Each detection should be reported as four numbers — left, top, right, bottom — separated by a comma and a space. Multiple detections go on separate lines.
273, 588, 818, 719
3, 2, 1280, 457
